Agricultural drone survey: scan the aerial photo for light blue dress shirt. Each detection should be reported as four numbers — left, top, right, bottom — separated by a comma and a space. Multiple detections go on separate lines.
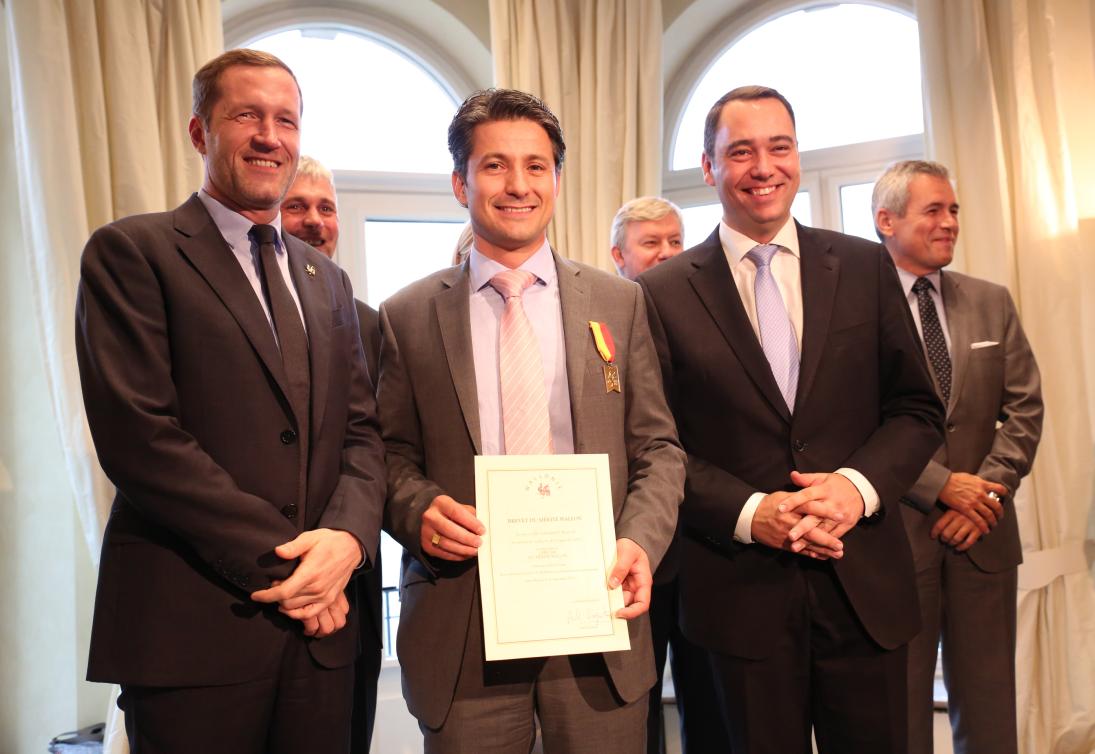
467, 242, 574, 456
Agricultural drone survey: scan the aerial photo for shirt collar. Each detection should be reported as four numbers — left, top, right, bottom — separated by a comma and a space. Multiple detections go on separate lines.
198, 188, 284, 254
895, 265, 943, 298
718, 214, 801, 269
468, 239, 556, 293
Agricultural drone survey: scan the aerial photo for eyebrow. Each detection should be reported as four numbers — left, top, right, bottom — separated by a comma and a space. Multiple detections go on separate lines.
478, 151, 552, 163
725, 135, 795, 151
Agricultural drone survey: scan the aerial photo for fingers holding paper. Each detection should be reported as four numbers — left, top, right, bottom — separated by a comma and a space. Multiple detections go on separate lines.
421, 494, 485, 561
609, 538, 652, 619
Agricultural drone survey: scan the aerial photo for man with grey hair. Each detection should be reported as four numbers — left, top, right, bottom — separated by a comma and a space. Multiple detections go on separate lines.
282, 155, 383, 753
610, 196, 684, 281
874, 159, 1043, 754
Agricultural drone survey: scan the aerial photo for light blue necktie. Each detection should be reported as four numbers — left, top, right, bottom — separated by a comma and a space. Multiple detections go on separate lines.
746, 244, 800, 411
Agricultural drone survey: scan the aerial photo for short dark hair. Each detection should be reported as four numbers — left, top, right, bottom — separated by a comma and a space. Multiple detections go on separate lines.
192, 49, 302, 125
702, 85, 796, 159
448, 88, 566, 179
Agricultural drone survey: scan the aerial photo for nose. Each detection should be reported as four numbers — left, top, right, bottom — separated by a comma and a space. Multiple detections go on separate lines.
253, 117, 281, 149
302, 206, 322, 227
656, 240, 674, 260
751, 149, 773, 178
505, 169, 529, 196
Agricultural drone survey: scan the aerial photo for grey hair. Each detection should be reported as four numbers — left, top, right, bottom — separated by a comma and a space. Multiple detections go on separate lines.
610, 196, 684, 250
295, 155, 335, 188
871, 160, 951, 239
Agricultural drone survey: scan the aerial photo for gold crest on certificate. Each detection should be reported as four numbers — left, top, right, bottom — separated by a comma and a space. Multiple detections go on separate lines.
474, 453, 631, 661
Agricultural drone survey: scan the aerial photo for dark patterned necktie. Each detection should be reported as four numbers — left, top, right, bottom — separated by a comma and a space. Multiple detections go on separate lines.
912, 276, 951, 404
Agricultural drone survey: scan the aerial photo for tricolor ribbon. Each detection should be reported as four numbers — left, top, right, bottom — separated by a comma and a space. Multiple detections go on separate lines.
588, 321, 616, 363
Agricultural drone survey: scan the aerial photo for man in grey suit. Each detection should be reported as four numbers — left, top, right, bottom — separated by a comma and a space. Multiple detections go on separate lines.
379, 88, 685, 752
873, 160, 1043, 754
282, 155, 383, 753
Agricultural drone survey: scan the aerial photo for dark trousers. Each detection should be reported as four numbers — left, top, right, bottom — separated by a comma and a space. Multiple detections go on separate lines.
707, 560, 909, 754
350, 565, 385, 754
119, 633, 354, 754
647, 578, 731, 754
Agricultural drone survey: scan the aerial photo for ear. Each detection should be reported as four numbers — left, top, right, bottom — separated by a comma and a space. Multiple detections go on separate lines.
553, 167, 563, 198
451, 171, 468, 208
610, 245, 626, 270
188, 115, 207, 156
875, 207, 895, 239
701, 152, 716, 188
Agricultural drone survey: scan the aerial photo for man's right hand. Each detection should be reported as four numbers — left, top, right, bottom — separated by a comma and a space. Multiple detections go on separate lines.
939, 472, 1007, 534
751, 491, 844, 560
421, 494, 485, 561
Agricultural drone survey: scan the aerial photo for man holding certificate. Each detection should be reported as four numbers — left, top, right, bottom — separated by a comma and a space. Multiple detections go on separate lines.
378, 88, 685, 752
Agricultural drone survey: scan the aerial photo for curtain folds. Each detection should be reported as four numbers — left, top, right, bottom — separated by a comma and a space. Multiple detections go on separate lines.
490, 0, 662, 271
3, 0, 222, 566
916, 1, 1095, 752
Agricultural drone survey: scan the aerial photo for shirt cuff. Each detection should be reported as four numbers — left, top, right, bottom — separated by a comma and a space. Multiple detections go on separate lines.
733, 492, 766, 543
834, 468, 879, 517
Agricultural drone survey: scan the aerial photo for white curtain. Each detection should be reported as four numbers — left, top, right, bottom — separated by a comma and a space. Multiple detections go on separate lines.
490, 0, 662, 271
4, 0, 222, 564
916, 1, 1095, 752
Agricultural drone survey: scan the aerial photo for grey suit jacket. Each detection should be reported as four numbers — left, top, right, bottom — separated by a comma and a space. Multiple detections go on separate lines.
900, 270, 1043, 573
378, 251, 685, 729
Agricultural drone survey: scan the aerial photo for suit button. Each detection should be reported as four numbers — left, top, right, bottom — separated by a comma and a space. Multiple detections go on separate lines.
793, 439, 807, 452
946, 423, 956, 433
281, 503, 298, 520
280, 429, 297, 444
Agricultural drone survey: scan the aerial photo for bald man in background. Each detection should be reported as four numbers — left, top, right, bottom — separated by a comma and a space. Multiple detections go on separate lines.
282, 156, 383, 753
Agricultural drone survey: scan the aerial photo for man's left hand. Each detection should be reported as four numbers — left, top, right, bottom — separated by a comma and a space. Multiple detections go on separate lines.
781, 471, 865, 542
608, 538, 652, 619
251, 528, 362, 619
931, 509, 984, 551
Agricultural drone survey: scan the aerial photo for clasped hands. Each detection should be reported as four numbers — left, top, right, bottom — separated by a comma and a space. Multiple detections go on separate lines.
250, 528, 363, 639
421, 494, 652, 619
751, 470, 865, 560
932, 472, 1007, 551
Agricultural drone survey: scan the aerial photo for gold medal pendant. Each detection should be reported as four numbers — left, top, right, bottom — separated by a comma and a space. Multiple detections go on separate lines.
603, 364, 621, 393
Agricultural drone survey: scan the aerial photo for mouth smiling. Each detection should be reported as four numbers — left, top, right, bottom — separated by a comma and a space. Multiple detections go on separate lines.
745, 185, 780, 197
495, 205, 536, 215
245, 157, 280, 169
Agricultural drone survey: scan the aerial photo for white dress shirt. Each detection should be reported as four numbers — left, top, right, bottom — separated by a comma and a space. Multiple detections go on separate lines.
198, 189, 307, 338
718, 216, 880, 543
468, 242, 575, 456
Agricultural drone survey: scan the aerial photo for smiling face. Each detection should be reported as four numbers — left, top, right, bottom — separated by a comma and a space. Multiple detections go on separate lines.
451, 118, 560, 268
877, 174, 959, 275
611, 214, 684, 280
702, 97, 800, 243
189, 64, 301, 224
281, 175, 339, 257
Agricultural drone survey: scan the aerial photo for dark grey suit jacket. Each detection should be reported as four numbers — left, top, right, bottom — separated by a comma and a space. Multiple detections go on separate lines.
76, 194, 386, 686
640, 224, 944, 658
900, 270, 1043, 573
378, 252, 685, 729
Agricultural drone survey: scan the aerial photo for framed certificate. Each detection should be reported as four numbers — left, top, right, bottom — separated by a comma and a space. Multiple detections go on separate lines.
474, 453, 631, 661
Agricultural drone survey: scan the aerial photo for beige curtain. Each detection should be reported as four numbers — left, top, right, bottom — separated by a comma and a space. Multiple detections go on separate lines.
4, 0, 222, 564
490, 0, 662, 271
916, 1, 1095, 752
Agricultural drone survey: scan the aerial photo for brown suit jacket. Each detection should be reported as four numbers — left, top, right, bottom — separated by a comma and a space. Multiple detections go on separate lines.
378, 251, 685, 728
76, 194, 386, 686
639, 225, 944, 658
900, 270, 1043, 573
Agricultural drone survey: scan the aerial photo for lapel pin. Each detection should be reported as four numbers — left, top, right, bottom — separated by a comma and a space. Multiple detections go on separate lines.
305, 263, 316, 277
589, 321, 621, 393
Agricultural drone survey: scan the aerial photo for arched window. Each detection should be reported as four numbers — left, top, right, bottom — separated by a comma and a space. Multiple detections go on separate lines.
664, 2, 924, 244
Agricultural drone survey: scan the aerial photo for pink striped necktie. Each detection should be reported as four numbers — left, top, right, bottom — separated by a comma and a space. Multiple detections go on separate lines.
490, 269, 554, 455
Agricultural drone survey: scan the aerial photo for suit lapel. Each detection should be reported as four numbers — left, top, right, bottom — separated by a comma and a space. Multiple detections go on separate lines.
285, 236, 330, 436
434, 264, 483, 454
172, 196, 293, 406
941, 272, 967, 415
795, 224, 840, 409
688, 231, 791, 423
554, 252, 590, 441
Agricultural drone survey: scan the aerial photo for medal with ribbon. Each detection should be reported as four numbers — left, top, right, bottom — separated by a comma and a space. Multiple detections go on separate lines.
589, 321, 621, 393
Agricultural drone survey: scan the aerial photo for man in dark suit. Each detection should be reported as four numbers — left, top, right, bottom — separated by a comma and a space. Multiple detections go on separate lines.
638, 86, 944, 754
282, 154, 384, 753
873, 160, 1043, 754
75, 50, 385, 753
379, 89, 685, 752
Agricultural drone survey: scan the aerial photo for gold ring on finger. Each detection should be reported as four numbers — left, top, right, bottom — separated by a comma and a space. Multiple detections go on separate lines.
431, 533, 442, 546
